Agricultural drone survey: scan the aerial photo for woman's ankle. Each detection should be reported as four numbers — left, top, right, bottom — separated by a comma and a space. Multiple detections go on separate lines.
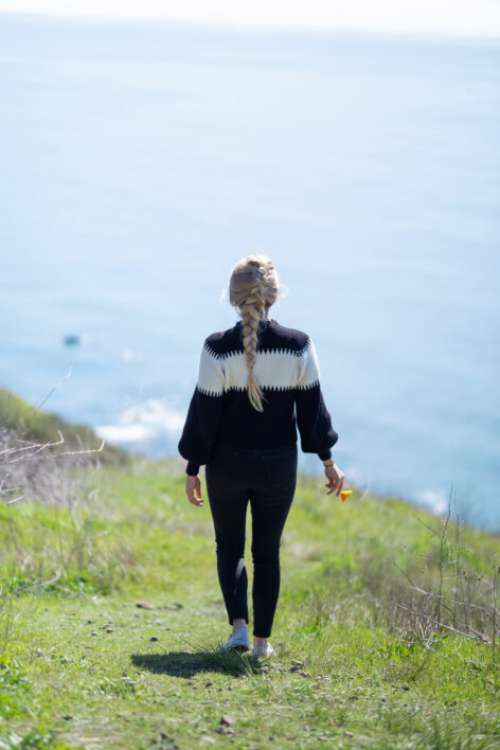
253, 635, 268, 646
232, 618, 247, 632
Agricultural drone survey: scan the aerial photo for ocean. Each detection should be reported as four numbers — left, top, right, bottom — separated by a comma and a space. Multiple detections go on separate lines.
1, 13, 499, 530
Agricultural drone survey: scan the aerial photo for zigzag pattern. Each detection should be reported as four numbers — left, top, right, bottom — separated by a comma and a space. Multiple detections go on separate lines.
196, 336, 320, 397
204, 340, 310, 361
197, 378, 321, 398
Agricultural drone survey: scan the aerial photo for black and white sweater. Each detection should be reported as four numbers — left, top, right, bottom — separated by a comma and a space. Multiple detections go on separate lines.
177, 317, 339, 476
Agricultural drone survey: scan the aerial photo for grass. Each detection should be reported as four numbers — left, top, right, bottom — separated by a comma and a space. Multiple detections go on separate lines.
0, 453, 499, 749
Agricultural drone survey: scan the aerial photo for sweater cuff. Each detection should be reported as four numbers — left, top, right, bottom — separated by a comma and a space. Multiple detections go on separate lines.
318, 448, 332, 461
186, 461, 200, 477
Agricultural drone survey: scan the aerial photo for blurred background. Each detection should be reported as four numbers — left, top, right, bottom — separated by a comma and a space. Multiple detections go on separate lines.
1, 2, 499, 530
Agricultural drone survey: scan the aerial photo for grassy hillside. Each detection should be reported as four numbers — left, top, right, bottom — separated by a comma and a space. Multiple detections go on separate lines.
0, 396, 499, 749
0, 387, 129, 466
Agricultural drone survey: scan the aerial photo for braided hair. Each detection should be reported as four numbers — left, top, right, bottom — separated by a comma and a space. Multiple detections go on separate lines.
228, 255, 280, 412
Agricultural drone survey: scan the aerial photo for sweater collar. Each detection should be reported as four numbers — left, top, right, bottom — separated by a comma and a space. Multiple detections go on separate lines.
235, 318, 276, 330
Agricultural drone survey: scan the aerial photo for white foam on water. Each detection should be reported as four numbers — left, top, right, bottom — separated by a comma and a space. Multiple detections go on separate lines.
120, 348, 144, 363
96, 398, 185, 444
414, 488, 449, 515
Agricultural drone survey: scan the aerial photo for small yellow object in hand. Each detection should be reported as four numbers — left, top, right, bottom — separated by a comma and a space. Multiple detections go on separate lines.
340, 489, 352, 502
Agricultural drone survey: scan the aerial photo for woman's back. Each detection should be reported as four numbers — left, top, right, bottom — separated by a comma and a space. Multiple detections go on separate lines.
178, 316, 338, 475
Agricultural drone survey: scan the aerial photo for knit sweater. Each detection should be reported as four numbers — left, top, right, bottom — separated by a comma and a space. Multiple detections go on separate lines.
177, 317, 339, 476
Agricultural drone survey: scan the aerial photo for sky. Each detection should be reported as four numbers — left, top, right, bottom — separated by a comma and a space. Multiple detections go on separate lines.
1, 0, 500, 38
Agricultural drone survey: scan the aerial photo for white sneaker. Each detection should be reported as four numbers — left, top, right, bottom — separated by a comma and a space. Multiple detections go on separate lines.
221, 627, 250, 653
252, 641, 275, 658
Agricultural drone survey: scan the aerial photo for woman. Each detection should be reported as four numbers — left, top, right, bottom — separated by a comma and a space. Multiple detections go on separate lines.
178, 255, 345, 658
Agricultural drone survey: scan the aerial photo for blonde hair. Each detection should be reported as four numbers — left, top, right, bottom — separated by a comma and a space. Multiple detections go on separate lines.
229, 254, 280, 412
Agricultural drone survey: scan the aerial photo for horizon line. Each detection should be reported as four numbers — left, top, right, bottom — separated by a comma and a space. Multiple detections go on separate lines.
2, 8, 500, 43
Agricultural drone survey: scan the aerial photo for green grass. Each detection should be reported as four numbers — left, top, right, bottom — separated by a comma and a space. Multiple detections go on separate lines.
0, 457, 499, 749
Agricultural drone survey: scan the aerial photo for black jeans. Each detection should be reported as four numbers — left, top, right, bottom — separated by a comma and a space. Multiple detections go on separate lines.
205, 443, 298, 638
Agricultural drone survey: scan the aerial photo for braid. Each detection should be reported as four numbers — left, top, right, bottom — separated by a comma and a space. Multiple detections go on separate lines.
241, 283, 267, 411
228, 255, 280, 412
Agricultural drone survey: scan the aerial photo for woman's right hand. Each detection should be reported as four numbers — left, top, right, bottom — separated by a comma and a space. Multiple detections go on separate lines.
185, 475, 204, 507
324, 462, 345, 496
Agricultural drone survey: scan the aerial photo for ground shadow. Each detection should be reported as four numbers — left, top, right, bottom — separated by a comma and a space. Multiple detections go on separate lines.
131, 650, 266, 678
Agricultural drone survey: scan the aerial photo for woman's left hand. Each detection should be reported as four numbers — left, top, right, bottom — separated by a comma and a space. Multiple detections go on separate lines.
185, 475, 204, 507
324, 462, 345, 496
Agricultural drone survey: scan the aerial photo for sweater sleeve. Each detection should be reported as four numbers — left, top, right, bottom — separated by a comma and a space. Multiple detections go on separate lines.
177, 338, 225, 476
294, 336, 339, 460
